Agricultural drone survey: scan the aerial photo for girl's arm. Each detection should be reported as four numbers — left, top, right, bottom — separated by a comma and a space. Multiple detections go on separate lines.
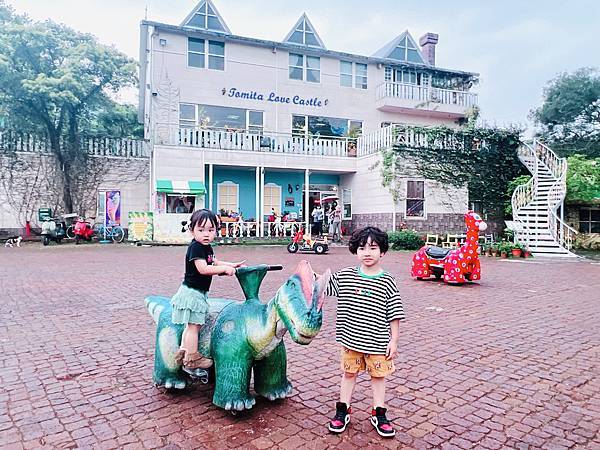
213, 259, 246, 268
194, 259, 236, 276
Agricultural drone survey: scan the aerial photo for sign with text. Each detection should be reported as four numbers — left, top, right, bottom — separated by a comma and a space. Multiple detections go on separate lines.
128, 212, 154, 242
226, 88, 328, 108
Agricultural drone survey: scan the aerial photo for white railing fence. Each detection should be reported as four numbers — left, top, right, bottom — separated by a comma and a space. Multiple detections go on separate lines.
155, 126, 354, 158
216, 220, 305, 239
376, 82, 478, 108
0, 130, 148, 158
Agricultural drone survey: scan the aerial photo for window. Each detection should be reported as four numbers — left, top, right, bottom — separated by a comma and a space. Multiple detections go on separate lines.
292, 115, 363, 138
579, 208, 600, 233
289, 53, 320, 83
389, 35, 424, 63
184, 1, 226, 31
166, 195, 196, 214
188, 37, 224, 70
340, 61, 353, 87
188, 38, 205, 68
406, 180, 425, 217
248, 110, 264, 134
285, 15, 322, 47
342, 188, 352, 219
179, 104, 196, 128
263, 184, 281, 215
355, 63, 367, 89
180, 104, 263, 131
208, 41, 224, 70
385, 67, 424, 85
339, 61, 367, 89
217, 181, 238, 215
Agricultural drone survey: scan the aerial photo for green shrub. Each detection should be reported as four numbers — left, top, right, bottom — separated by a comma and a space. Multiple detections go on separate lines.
388, 230, 424, 250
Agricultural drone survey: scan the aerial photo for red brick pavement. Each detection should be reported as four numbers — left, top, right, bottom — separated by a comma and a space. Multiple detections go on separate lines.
1, 243, 599, 449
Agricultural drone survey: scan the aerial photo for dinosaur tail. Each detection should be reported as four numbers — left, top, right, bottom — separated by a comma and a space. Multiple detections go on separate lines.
145, 296, 171, 324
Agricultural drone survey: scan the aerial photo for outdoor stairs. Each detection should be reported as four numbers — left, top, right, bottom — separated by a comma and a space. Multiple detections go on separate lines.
511, 139, 578, 257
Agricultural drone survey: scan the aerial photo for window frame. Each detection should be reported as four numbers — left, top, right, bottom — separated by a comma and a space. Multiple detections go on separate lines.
187, 37, 225, 71
342, 188, 352, 220
406, 180, 425, 218
340, 60, 368, 89
217, 181, 239, 215
166, 194, 196, 214
579, 207, 600, 233
289, 52, 320, 83
291, 115, 363, 139
263, 183, 282, 215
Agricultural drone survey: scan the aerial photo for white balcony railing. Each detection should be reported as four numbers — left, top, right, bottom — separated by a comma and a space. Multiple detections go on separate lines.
376, 82, 478, 108
217, 220, 304, 239
154, 125, 356, 158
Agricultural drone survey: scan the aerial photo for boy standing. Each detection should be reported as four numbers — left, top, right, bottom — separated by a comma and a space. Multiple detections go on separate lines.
325, 226, 405, 438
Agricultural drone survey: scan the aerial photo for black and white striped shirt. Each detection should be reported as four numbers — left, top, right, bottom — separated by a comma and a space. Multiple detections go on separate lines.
326, 267, 406, 354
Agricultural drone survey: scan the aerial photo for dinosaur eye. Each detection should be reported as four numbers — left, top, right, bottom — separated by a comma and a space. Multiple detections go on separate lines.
473, 213, 481, 221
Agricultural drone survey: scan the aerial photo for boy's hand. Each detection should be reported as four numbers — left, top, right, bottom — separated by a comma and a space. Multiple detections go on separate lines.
385, 340, 398, 360
232, 260, 246, 268
223, 266, 236, 276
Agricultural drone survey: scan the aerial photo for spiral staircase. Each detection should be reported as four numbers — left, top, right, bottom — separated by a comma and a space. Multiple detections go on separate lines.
511, 139, 578, 257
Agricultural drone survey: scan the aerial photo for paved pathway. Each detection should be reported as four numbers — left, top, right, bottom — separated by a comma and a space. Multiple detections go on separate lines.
1, 243, 599, 449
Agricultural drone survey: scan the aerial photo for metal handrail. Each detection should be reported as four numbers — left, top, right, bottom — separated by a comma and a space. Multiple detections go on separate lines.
512, 142, 538, 249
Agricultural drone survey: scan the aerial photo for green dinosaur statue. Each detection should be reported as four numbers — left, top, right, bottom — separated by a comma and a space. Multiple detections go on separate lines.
145, 260, 330, 411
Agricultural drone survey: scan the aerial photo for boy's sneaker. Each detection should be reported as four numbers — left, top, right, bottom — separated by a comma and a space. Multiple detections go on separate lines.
328, 402, 351, 433
370, 407, 395, 438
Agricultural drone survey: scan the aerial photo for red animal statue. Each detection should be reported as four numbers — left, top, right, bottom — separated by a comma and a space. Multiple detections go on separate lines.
411, 211, 488, 284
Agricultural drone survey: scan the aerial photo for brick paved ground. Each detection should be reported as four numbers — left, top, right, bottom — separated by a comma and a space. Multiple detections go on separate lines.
1, 243, 599, 449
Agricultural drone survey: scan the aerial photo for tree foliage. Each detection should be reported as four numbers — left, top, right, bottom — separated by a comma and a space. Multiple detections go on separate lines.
566, 154, 600, 204
0, 1, 139, 212
381, 125, 526, 218
532, 68, 600, 158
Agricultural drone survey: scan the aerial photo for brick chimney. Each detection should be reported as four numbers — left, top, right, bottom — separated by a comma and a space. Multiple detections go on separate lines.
419, 33, 439, 65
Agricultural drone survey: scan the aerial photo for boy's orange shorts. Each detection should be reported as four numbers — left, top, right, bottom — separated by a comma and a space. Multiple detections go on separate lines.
340, 347, 395, 377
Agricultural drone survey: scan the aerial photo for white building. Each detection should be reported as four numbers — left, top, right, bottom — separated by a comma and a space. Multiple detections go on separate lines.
138, 0, 479, 242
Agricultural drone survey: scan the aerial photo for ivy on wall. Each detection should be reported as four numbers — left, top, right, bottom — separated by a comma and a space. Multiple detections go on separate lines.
380, 124, 526, 216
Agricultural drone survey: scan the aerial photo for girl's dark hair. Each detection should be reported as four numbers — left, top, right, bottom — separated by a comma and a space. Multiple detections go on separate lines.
188, 209, 219, 230
348, 226, 389, 254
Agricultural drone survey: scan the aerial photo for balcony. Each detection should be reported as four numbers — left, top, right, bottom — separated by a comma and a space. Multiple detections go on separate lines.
155, 126, 356, 158
375, 82, 478, 118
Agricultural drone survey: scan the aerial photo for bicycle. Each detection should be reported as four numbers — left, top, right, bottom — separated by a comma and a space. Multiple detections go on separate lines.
93, 223, 125, 243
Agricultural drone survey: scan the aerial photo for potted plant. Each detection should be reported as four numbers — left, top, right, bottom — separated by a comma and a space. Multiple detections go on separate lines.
522, 246, 532, 258
511, 242, 523, 258
345, 127, 361, 157
490, 243, 499, 257
499, 241, 510, 258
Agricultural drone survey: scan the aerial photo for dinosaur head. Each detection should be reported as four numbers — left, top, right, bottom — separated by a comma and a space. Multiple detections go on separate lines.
465, 210, 487, 233
275, 260, 330, 345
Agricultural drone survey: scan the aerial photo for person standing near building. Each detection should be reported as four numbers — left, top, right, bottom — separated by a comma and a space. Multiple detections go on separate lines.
325, 227, 405, 438
311, 204, 324, 235
330, 205, 343, 242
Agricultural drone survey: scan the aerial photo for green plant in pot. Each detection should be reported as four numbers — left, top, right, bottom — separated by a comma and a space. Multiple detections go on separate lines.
499, 241, 511, 258
490, 243, 499, 257
511, 242, 524, 258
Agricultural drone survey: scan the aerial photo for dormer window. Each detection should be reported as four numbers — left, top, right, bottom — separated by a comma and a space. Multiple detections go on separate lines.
182, 0, 230, 33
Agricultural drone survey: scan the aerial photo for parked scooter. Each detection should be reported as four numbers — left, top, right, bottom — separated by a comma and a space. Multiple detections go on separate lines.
40, 217, 67, 246
73, 217, 96, 244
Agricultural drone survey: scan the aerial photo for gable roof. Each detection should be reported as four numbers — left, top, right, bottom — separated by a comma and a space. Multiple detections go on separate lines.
181, 0, 230, 34
372, 31, 426, 64
283, 13, 326, 49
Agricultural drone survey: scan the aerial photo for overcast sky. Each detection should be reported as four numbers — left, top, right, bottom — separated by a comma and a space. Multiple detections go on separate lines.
7, 0, 599, 131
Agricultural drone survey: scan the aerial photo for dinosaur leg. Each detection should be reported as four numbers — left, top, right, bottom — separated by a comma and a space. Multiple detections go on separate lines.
212, 352, 255, 411
253, 341, 293, 401
153, 317, 188, 389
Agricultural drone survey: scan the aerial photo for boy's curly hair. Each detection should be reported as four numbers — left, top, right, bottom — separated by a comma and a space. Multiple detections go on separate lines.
348, 226, 389, 254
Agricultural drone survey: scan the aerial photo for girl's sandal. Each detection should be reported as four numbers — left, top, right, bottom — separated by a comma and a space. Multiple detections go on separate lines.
184, 351, 213, 369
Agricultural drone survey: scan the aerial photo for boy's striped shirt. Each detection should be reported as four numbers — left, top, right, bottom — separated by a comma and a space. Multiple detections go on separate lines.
326, 267, 405, 354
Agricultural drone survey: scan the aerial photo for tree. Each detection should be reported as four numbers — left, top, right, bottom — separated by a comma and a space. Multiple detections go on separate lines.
0, 4, 137, 212
566, 155, 600, 204
381, 125, 526, 218
532, 68, 600, 158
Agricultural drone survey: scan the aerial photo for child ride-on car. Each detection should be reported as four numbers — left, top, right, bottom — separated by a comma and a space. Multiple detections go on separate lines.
287, 228, 329, 254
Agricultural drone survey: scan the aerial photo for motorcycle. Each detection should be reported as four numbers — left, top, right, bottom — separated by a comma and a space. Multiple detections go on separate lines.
73, 217, 96, 244
40, 217, 67, 246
